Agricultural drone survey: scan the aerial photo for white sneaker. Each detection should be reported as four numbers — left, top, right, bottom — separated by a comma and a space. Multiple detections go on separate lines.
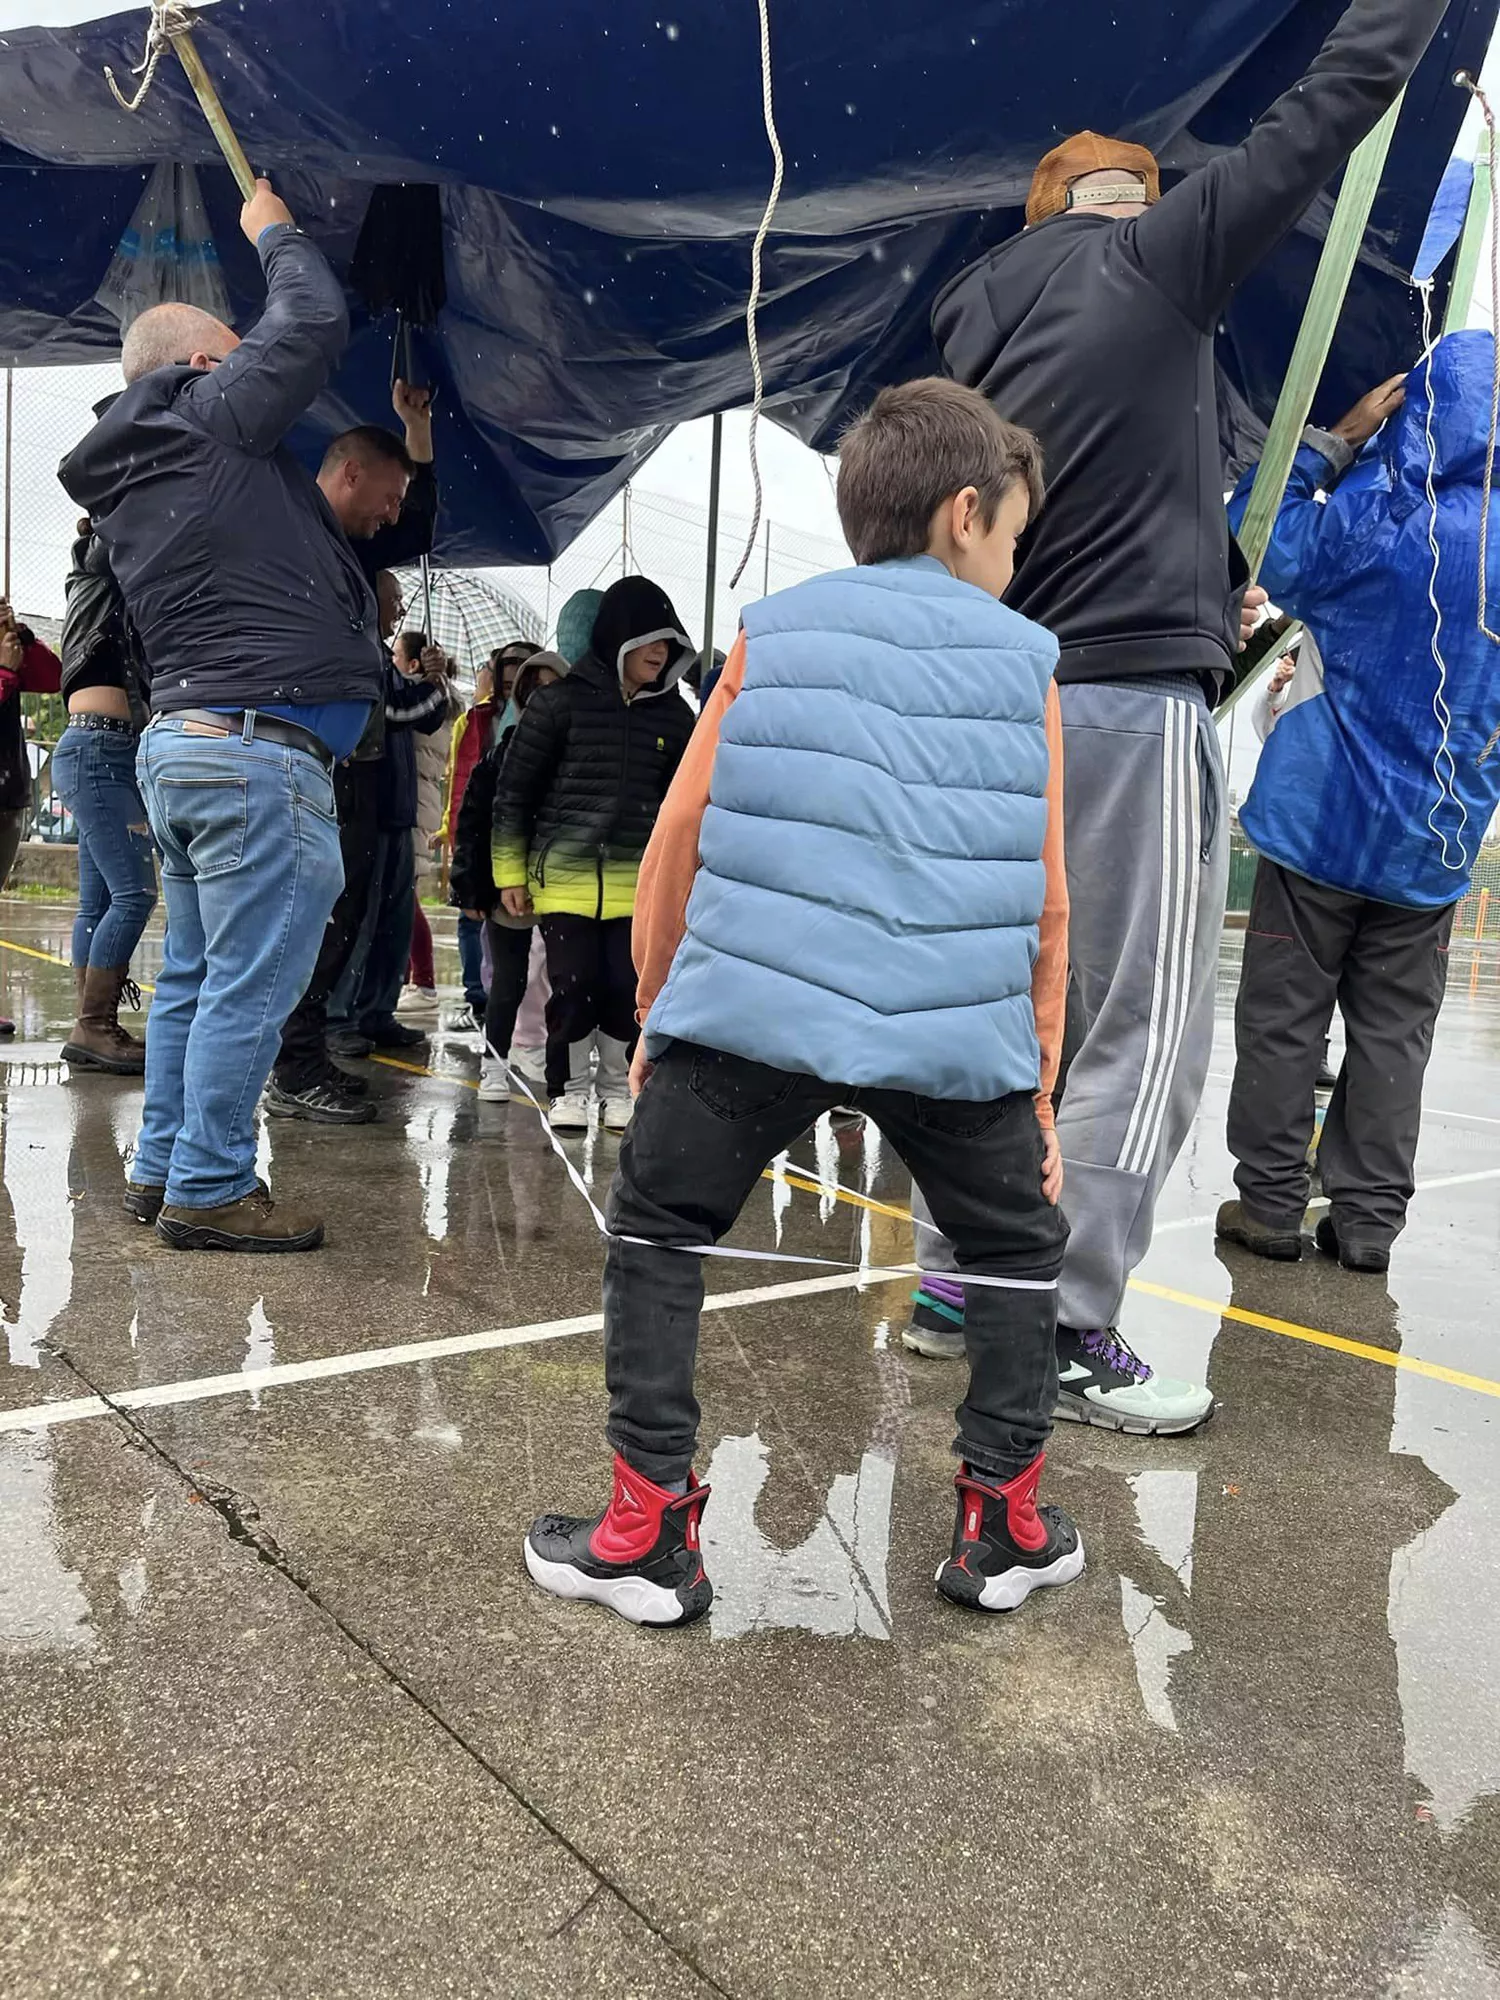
397, 984, 439, 1016
548, 1088, 592, 1132
602, 1093, 634, 1132
477, 1057, 509, 1103
1054, 1326, 1215, 1436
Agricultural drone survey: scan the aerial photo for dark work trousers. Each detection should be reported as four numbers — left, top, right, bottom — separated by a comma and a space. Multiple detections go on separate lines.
604, 1040, 1068, 1487
1227, 858, 1455, 1245
539, 913, 638, 1094
482, 918, 534, 1057
275, 758, 380, 1089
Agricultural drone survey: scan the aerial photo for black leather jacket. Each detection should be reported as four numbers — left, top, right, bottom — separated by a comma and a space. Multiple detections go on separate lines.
60, 530, 150, 730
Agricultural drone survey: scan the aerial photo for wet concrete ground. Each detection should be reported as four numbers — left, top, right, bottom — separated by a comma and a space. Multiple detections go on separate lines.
0, 896, 1498, 1999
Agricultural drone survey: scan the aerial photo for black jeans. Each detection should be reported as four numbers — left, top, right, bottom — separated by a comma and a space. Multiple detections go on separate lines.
275, 758, 380, 1088
1229, 859, 1454, 1243
604, 1040, 1068, 1486
483, 918, 534, 1057
539, 913, 637, 1092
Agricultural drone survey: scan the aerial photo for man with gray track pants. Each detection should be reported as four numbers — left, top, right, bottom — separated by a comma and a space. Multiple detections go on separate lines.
910, 0, 1454, 1433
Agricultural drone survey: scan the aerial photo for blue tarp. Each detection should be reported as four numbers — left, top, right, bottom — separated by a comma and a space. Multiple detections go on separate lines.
0, 0, 1492, 564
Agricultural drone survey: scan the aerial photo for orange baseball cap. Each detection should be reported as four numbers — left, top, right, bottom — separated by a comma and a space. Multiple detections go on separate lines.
1026, 131, 1161, 226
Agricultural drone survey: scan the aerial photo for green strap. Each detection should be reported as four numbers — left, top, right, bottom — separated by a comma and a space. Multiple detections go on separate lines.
1445, 132, 1493, 337
1233, 91, 1406, 582
1217, 92, 1406, 719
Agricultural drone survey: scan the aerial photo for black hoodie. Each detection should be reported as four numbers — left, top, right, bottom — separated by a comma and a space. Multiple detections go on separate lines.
492, 577, 696, 919
932, 0, 1453, 698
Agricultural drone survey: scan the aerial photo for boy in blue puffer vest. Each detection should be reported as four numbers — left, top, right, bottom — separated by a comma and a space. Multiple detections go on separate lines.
524, 379, 1078, 1624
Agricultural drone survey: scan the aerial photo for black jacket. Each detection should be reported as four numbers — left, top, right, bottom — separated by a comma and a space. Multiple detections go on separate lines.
494, 577, 696, 919
450, 734, 507, 915
60, 529, 150, 729
932, 0, 1452, 697
58, 227, 383, 713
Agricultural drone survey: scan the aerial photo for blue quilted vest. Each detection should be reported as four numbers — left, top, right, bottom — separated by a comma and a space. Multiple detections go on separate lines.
646, 556, 1058, 1100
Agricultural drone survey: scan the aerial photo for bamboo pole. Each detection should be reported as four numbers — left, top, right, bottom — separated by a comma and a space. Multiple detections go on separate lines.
167, 23, 257, 199
701, 413, 723, 678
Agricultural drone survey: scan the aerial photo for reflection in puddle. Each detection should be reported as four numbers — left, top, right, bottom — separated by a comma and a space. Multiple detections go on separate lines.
2, 1086, 75, 1370
243, 1298, 275, 1409
407, 1100, 457, 1243
1118, 1470, 1198, 1733
1390, 1498, 1500, 1830
703, 1432, 894, 1640
1386, 1902, 1500, 1995
1118, 1577, 1192, 1733
0, 1433, 94, 1656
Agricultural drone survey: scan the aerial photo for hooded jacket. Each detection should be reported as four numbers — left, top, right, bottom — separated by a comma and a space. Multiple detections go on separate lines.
931, 0, 1451, 698
493, 577, 696, 920
1230, 332, 1500, 911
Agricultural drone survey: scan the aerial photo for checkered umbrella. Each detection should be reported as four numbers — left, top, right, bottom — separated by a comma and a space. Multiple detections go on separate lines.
391, 567, 544, 686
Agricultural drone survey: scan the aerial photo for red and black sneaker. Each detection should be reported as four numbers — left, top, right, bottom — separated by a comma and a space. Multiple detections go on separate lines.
524, 1454, 713, 1627
935, 1453, 1085, 1613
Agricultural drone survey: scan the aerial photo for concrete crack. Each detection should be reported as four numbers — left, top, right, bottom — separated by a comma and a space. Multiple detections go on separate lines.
45, 1339, 740, 2000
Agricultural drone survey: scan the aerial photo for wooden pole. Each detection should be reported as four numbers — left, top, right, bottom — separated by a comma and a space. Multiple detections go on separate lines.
701, 413, 723, 677
168, 25, 257, 199
2, 365, 11, 603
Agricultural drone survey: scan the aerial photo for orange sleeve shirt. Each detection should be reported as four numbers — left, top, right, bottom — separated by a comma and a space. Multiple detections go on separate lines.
632, 632, 1069, 1131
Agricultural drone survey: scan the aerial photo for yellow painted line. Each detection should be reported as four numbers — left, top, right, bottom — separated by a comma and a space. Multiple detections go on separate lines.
7, 934, 1499, 1401
1130, 1279, 1500, 1400
0, 933, 156, 992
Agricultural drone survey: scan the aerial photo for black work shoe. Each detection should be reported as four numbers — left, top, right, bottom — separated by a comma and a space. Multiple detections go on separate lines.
325, 1064, 369, 1098
263, 1077, 377, 1126
157, 1186, 324, 1254
326, 1027, 375, 1058
1215, 1199, 1303, 1262
361, 1016, 427, 1051
900, 1288, 966, 1361
524, 1454, 713, 1627
123, 1181, 165, 1225
936, 1454, 1085, 1613
1315, 1057, 1338, 1091
1314, 1214, 1391, 1274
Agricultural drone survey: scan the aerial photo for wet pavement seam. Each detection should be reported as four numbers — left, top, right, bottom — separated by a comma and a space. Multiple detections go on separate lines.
38, 1336, 743, 2000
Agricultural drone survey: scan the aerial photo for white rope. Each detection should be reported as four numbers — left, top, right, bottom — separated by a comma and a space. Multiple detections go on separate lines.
105, 1, 197, 113
1416, 282, 1470, 872
484, 1032, 1057, 1291
1473, 80, 1500, 649
728, 0, 785, 591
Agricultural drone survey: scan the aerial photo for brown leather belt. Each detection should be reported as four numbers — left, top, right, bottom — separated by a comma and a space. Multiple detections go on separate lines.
158, 708, 333, 770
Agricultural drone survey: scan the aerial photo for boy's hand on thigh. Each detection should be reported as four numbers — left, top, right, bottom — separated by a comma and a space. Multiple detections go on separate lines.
1041, 1126, 1063, 1205
629, 1041, 654, 1099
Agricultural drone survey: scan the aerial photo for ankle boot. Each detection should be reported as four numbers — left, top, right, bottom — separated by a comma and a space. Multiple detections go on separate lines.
62, 966, 147, 1074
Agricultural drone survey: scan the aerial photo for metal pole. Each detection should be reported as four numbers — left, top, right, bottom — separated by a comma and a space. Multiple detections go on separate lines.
701, 412, 723, 676
1219, 92, 1405, 720
762, 514, 771, 597
2, 365, 11, 602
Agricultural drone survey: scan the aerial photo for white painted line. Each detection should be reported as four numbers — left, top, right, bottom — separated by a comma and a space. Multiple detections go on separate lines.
1151, 1162, 1500, 1239
0, 1267, 908, 1438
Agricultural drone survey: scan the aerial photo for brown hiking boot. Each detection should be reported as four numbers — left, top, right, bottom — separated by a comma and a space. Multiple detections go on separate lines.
123, 1181, 166, 1225
156, 1185, 324, 1254
62, 966, 146, 1075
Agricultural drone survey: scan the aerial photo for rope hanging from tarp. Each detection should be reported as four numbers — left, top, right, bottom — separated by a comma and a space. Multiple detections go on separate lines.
102, 2, 257, 200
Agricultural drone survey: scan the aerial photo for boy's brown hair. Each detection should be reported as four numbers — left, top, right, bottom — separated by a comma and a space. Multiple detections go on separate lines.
836, 377, 1045, 566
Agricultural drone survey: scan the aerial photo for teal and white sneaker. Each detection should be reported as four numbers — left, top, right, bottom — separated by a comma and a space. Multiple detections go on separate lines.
1055, 1325, 1214, 1436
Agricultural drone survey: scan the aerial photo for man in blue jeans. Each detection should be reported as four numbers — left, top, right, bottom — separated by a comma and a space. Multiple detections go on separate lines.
60, 178, 395, 1251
